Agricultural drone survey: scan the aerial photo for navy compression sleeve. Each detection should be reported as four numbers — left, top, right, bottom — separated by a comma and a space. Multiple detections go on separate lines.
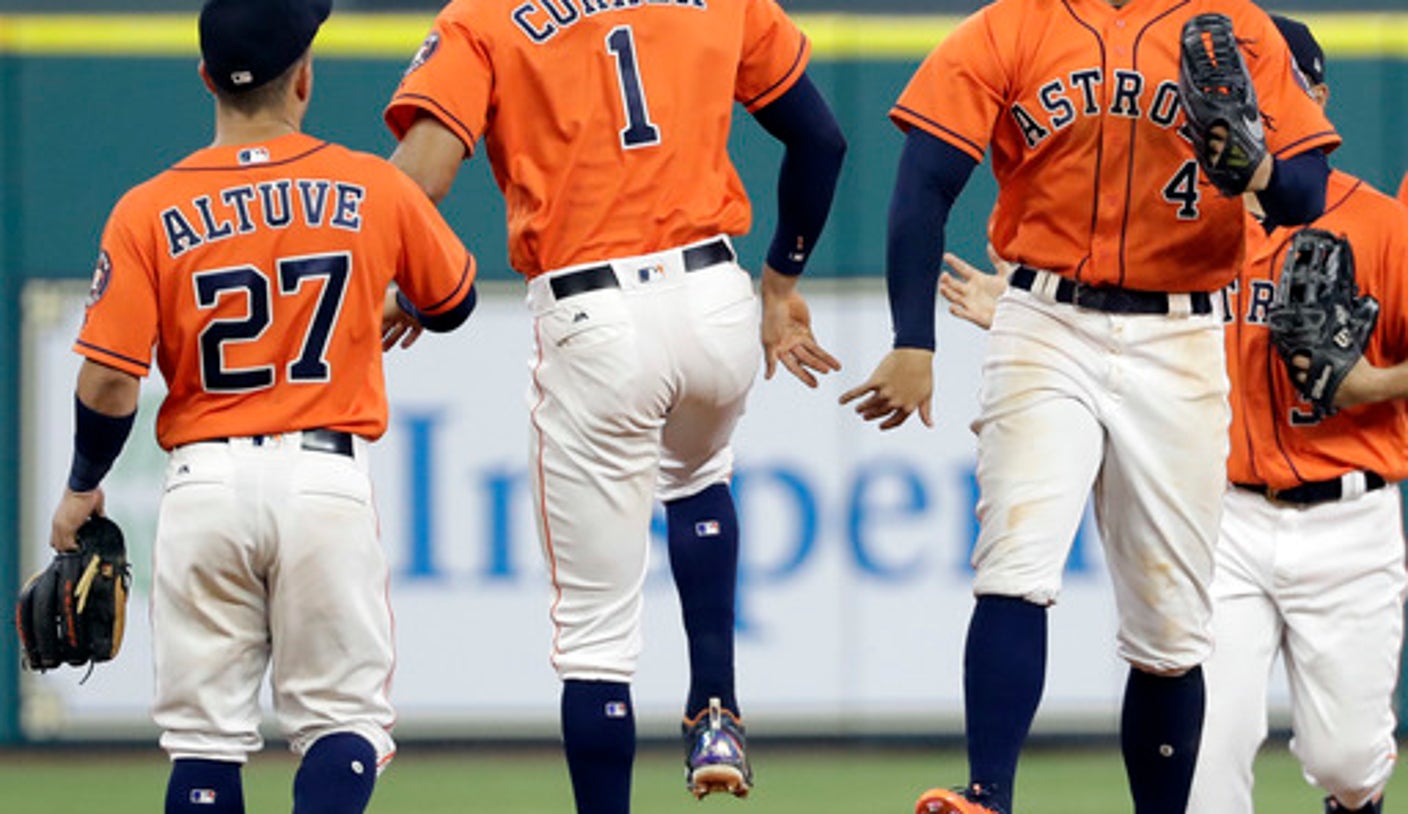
1255, 148, 1329, 226
751, 74, 847, 276
397, 284, 477, 333
68, 395, 135, 492
888, 129, 979, 350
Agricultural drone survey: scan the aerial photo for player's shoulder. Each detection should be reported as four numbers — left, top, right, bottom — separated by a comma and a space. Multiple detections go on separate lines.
1190, 0, 1276, 32
1333, 170, 1406, 216
315, 142, 420, 192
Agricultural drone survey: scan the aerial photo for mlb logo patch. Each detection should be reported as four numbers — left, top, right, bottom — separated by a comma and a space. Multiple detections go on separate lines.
604, 701, 628, 719
695, 520, 721, 537
637, 263, 664, 283
189, 789, 217, 805
238, 147, 270, 166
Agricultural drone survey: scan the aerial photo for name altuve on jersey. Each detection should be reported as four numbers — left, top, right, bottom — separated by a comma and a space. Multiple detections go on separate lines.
161, 178, 366, 258
513, 0, 706, 45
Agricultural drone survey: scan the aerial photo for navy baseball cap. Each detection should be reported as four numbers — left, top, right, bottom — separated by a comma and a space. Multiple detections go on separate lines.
1271, 15, 1325, 86
199, 0, 332, 93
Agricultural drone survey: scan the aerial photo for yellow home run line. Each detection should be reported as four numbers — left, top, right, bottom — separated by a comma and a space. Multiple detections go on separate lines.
0, 12, 1405, 59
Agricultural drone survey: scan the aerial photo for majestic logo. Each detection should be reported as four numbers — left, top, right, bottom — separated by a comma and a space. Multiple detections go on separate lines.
86, 250, 112, 308
405, 31, 440, 76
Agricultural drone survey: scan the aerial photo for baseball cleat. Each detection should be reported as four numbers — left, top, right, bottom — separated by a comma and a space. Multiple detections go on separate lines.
914, 785, 1001, 814
683, 697, 753, 799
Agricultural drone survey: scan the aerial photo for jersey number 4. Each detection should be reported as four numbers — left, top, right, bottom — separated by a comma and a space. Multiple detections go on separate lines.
194, 252, 350, 392
606, 26, 661, 149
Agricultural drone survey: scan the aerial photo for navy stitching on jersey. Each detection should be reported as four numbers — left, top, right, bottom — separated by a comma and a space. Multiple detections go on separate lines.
392, 93, 480, 152
742, 35, 808, 111
1273, 130, 1337, 159
1061, 0, 1104, 284
75, 339, 150, 373
1117, 0, 1190, 287
892, 106, 984, 160
421, 256, 474, 314
170, 141, 332, 172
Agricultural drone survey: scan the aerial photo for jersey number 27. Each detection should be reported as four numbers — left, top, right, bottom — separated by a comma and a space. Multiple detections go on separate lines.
194, 252, 350, 393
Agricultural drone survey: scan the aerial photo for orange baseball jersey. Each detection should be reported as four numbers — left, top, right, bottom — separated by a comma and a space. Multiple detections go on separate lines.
76, 132, 475, 449
892, 0, 1339, 293
1225, 170, 1408, 487
384, 0, 809, 277
1399, 171, 1408, 206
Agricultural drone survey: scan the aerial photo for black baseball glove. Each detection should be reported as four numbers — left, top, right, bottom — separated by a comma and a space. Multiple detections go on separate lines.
1177, 12, 1268, 196
15, 515, 131, 673
1267, 228, 1379, 419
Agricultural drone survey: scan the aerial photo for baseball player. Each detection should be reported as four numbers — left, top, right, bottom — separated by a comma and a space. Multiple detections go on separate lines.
1187, 17, 1408, 814
380, 1, 846, 811
838, 1, 1339, 813
47, 1, 477, 812
933, 20, 1406, 814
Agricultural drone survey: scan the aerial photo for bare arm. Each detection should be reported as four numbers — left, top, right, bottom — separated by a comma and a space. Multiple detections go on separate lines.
390, 115, 468, 204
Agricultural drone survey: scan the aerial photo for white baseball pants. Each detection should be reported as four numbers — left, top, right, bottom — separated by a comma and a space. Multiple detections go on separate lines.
151, 433, 396, 767
972, 286, 1230, 672
525, 236, 760, 682
1189, 485, 1406, 813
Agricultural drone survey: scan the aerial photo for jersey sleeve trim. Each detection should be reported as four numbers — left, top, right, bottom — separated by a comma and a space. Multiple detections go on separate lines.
1272, 130, 1340, 160
419, 256, 476, 316
889, 105, 986, 163
385, 94, 480, 156
73, 340, 150, 377
741, 35, 811, 112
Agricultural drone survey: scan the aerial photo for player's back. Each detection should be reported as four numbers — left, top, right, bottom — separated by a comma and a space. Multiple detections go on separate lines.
388, 0, 808, 276
84, 132, 469, 448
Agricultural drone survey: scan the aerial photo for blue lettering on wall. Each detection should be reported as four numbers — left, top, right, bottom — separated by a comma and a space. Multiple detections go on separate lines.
846, 460, 930, 579
401, 410, 442, 579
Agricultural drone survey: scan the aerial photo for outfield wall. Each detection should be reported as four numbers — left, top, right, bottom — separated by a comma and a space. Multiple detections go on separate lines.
2, 12, 1407, 745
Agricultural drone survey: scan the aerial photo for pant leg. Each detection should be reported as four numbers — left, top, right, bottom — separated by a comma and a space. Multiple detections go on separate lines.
266, 438, 396, 766
152, 443, 268, 764
528, 283, 670, 682
1188, 488, 1284, 814
1282, 487, 1406, 809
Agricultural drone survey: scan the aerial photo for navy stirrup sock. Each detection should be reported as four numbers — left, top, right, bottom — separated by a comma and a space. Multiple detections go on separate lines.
963, 595, 1048, 814
1121, 665, 1205, 814
292, 732, 378, 814
666, 482, 740, 717
562, 679, 635, 814
165, 758, 244, 814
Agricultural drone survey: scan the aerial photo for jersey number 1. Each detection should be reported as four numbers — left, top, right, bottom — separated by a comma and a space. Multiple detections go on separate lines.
606, 26, 661, 149
195, 252, 350, 392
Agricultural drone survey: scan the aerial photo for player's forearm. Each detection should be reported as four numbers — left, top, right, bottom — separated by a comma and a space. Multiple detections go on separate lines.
390, 115, 467, 204
751, 74, 847, 277
1254, 149, 1329, 225
886, 130, 977, 350
70, 360, 139, 492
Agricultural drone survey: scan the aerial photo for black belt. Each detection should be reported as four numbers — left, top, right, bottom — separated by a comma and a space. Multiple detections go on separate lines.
1234, 472, 1387, 506
1010, 267, 1214, 315
548, 238, 736, 300
206, 428, 355, 457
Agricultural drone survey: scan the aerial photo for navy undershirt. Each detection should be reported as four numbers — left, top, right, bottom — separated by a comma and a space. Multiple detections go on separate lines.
751, 73, 847, 276
887, 129, 978, 350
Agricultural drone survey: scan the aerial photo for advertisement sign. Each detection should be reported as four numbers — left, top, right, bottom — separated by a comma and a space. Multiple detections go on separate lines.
22, 282, 1144, 740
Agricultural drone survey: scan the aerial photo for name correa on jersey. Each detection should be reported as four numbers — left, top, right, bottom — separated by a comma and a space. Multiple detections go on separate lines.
1012, 68, 1182, 149
161, 180, 367, 258
513, 0, 707, 44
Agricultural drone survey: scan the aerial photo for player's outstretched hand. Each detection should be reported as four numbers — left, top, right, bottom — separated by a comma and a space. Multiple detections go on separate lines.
940, 250, 1010, 331
382, 288, 425, 351
839, 348, 935, 430
761, 265, 841, 387
50, 487, 104, 553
